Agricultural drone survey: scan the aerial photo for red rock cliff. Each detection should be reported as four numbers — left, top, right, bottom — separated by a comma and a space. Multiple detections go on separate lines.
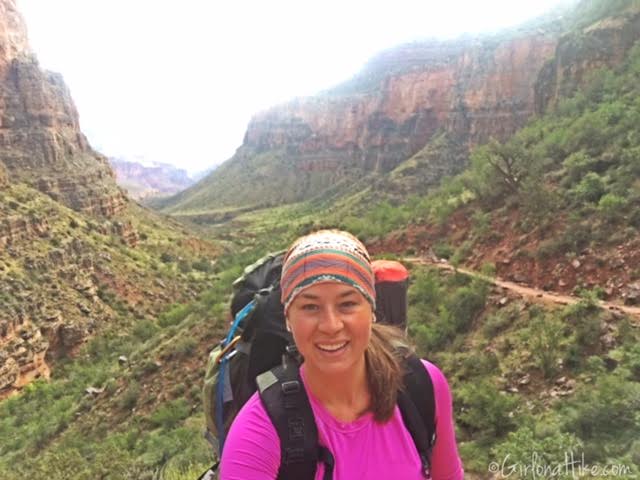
244, 33, 559, 173
163, 3, 640, 213
0, 0, 126, 216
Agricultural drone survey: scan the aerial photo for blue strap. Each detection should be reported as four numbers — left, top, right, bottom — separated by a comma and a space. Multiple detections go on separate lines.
216, 299, 257, 454
224, 299, 256, 346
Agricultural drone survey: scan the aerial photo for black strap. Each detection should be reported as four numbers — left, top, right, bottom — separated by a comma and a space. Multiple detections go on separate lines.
318, 446, 335, 480
257, 353, 435, 480
258, 361, 322, 480
398, 354, 436, 478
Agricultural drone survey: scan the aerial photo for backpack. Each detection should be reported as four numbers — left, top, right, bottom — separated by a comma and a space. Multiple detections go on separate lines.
372, 260, 409, 330
202, 251, 290, 454
200, 253, 436, 480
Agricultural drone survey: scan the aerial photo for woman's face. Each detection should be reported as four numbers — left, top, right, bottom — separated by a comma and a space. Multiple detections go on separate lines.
286, 282, 373, 378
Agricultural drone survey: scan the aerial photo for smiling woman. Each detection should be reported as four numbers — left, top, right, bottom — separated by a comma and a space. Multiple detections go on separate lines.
220, 229, 464, 480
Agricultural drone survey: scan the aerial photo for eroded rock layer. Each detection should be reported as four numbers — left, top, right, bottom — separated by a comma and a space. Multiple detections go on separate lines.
0, 0, 126, 216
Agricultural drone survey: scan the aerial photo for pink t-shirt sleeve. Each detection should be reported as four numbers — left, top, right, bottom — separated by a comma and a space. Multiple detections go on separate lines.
219, 393, 280, 480
423, 360, 464, 480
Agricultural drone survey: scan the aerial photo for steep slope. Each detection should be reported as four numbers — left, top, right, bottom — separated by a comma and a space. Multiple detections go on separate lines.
0, 0, 221, 398
163, 29, 560, 215
162, 1, 640, 218
0, 0, 125, 216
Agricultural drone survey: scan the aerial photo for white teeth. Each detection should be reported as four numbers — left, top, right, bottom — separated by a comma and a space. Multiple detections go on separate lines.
317, 342, 347, 352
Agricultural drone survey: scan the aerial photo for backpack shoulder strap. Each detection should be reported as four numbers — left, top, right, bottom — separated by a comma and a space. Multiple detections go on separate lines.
397, 354, 436, 479
257, 362, 332, 480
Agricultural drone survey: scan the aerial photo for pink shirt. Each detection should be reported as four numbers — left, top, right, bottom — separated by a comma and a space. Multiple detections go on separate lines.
220, 360, 463, 480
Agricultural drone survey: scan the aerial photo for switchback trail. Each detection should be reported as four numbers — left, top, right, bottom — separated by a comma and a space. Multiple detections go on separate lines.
404, 257, 640, 321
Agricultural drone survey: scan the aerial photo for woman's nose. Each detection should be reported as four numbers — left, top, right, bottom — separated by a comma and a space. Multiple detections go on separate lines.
318, 306, 343, 333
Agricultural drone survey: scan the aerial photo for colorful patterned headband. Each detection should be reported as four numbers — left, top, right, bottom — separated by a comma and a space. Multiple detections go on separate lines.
280, 230, 376, 314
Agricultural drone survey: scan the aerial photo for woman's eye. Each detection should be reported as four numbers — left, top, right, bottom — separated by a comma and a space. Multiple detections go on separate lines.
301, 304, 319, 311
340, 301, 358, 309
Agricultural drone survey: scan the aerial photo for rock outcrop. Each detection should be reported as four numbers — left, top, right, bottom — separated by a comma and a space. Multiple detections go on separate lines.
0, 318, 49, 395
245, 34, 559, 171
0, 0, 126, 216
165, 3, 640, 215
535, 6, 640, 113
0, 213, 50, 249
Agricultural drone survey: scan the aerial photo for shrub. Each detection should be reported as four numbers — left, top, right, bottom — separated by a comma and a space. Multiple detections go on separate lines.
444, 280, 488, 332
561, 372, 640, 461
132, 320, 159, 341
482, 308, 515, 338
598, 193, 627, 221
158, 303, 192, 328
457, 380, 519, 438
433, 242, 454, 260
491, 424, 583, 480
149, 399, 191, 430
527, 313, 567, 379
562, 299, 602, 352
170, 337, 197, 358
119, 382, 141, 411
570, 172, 605, 203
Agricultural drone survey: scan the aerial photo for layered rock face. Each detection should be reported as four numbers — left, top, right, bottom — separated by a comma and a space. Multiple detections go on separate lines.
0, 0, 133, 396
166, 4, 640, 214
536, 6, 640, 113
245, 34, 559, 173
165, 32, 561, 213
0, 0, 126, 216
0, 319, 49, 395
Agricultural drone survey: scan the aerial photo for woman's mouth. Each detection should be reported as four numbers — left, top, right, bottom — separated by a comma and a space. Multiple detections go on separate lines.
316, 341, 349, 353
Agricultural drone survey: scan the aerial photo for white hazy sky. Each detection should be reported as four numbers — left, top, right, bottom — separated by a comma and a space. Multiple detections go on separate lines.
18, 0, 569, 175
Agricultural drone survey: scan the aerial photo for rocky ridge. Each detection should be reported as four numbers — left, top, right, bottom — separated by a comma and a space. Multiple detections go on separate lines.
0, 0, 126, 217
164, 3, 640, 215
0, 0, 220, 396
109, 158, 195, 201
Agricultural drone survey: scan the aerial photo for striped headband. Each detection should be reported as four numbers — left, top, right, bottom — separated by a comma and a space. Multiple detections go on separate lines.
280, 230, 376, 314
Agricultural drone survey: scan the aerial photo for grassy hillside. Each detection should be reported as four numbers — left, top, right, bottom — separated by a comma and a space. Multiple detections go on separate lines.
2, 2, 640, 479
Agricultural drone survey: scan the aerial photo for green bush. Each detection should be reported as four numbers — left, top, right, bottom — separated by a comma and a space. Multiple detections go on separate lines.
527, 313, 567, 379
149, 399, 191, 430
457, 380, 519, 438
561, 299, 602, 353
119, 382, 141, 411
444, 280, 488, 332
598, 192, 627, 221
571, 172, 605, 203
491, 424, 583, 480
169, 337, 197, 358
158, 303, 192, 328
433, 242, 454, 260
133, 319, 160, 341
561, 372, 640, 462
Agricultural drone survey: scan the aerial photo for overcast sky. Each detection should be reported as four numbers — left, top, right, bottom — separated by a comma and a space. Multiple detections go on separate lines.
18, 0, 569, 175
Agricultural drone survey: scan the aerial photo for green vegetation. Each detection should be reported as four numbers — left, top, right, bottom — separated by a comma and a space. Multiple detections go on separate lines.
4, 4, 640, 480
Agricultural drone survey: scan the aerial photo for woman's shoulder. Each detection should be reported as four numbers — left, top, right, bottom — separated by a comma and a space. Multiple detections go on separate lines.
220, 392, 281, 479
418, 359, 454, 415
420, 359, 449, 387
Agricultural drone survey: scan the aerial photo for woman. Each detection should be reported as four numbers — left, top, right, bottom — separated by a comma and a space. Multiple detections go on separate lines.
220, 230, 464, 479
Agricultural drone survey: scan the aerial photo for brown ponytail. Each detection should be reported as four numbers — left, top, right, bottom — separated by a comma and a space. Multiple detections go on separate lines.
365, 323, 413, 422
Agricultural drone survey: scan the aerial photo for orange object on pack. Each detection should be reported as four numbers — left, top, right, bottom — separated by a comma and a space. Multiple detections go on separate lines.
372, 260, 409, 330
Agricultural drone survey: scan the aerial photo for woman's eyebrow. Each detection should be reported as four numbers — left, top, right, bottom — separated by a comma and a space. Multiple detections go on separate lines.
298, 289, 358, 300
339, 290, 358, 298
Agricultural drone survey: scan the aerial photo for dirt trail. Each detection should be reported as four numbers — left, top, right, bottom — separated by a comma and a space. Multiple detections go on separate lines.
404, 257, 640, 321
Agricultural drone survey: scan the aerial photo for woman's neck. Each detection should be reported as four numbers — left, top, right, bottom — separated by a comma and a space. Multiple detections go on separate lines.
302, 358, 370, 422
